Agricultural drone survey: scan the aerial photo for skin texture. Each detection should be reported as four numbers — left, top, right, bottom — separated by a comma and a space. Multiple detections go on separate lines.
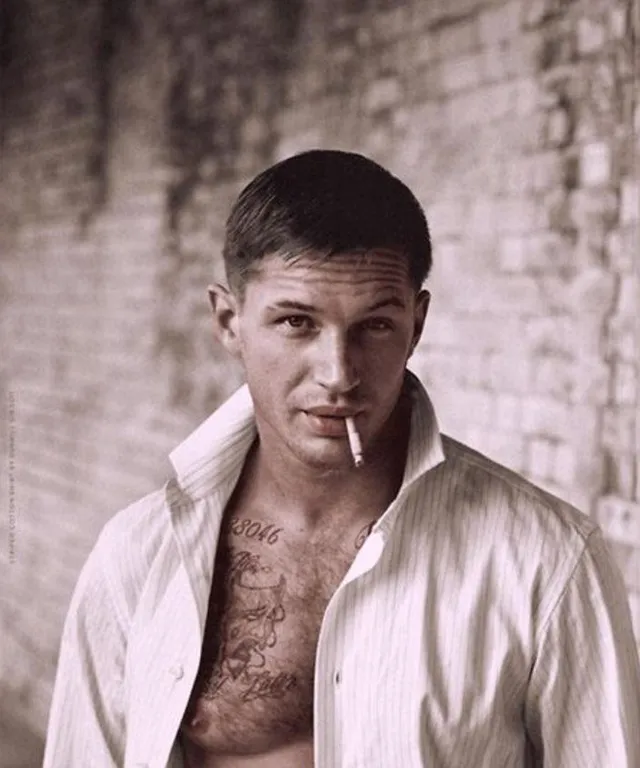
181, 249, 430, 767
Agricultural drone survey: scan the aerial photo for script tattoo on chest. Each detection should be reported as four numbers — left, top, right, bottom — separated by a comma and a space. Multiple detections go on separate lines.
229, 517, 283, 545
200, 549, 297, 703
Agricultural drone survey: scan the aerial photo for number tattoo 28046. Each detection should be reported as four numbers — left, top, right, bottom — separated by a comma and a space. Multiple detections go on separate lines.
230, 517, 283, 545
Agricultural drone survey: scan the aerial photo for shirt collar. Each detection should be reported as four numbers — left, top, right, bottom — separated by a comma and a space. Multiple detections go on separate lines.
169, 371, 445, 500
169, 384, 257, 499
400, 370, 445, 490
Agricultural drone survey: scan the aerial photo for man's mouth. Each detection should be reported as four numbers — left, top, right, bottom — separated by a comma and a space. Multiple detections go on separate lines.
305, 407, 360, 418
303, 409, 356, 437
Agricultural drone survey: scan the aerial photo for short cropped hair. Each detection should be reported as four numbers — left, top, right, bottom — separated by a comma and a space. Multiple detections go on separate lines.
222, 149, 432, 297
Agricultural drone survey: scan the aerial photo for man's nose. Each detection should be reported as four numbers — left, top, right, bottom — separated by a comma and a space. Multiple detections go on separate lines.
313, 330, 360, 395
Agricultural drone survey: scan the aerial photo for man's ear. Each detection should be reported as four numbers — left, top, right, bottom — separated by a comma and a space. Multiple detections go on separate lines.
208, 283, 242, 358
410, 289, 430, 355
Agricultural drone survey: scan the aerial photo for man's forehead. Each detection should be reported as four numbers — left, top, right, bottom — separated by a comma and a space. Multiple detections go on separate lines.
252, 249, 412, 286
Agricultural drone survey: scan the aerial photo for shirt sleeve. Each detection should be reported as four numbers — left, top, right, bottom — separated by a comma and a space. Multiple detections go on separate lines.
524, 528, 640, 766
42, 531, 129, 767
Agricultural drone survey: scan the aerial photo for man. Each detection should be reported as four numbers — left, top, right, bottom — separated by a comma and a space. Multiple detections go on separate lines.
44, 150, 640, 767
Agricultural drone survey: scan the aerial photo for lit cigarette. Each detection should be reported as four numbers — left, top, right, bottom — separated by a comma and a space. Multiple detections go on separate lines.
345, 417, 364, 468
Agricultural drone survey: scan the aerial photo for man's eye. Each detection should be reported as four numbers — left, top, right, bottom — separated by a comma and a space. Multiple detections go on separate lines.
277, 315, 315, 332
363, 318, 394, 332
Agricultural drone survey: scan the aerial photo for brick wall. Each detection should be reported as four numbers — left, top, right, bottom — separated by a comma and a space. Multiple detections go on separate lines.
0, 0, 638, 763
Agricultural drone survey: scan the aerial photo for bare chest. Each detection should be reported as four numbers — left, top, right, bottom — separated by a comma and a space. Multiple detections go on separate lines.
180, 514, 375, 758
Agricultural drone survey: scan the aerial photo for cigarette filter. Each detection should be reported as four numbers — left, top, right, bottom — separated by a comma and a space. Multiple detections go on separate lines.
345, 416, 364, 468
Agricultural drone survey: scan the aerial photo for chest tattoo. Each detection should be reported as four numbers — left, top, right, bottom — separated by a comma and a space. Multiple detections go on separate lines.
229, 517, 283, 545
200, 549, 297, 703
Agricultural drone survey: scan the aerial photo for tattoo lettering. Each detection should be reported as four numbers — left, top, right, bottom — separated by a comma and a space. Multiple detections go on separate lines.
230, 517, 283, 545
242, 671, 298, 702
355, 521, 376, 550
202, 550, 296, 702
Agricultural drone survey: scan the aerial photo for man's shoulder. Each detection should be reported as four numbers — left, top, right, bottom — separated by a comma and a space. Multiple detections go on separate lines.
438, 434, 597, 542
89, 481, 181, 590
101, 483, 172, 543
433, 435, 606, 629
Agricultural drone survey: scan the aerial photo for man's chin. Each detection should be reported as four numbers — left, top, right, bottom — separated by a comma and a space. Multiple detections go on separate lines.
292, 439, 355, 473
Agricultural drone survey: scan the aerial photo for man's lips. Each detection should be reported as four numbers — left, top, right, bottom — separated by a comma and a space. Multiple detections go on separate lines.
305, 406, 362, 418
303, 408, 363, 437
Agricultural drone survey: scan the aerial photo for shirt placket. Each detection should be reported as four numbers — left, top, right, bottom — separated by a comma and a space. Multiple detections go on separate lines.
314, 532, 388, 768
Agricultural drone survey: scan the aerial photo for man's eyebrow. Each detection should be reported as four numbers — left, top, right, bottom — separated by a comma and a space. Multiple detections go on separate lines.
267, 300, 317, 312
364, 297, 406, 312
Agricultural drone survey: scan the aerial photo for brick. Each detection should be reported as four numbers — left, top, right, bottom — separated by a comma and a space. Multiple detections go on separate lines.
607, 318, 637, 362
498, 236, 528, 272
542, 188, 574, 232
482, 43, 509, 82
530, 151, 565, 191
486, 82, 518, 121
545, 105, 572, 147
522, 0, 550, 28
620, 180, 639, 224
431, 239, 465, 288
240, 115, 270, 145
485, 432, 525, 471
463, 390, 494, 426
609, 6, 627, 40
604, 451, 638, 500
364, 77, 402, 112
552, 441, 576, 486
465, 275, 542, 314
440, 53, 484, 93
495, 197, 540, 234
274, 129, 323, 162
373, 7, 411, 42
602, 407, 638, 453
521, 395, 571, 438
612, 362, 638, 406
514, 76, 540, 115
614, 276, 638, 320
579, 141, 612, 187
577, 16, 607, 55
479, 1, 522, 45
597, 496, 640, 545
566, 266, 616, 316
459, 352, 493, 389
495, 393, 522, 431
573, 228, 609, 271
504, 157, 538, 195
528, 232, 574, 272
527, 436, 555, 480
525, 314, 572, 356
608, 542, 640, 592
534, 356, 574, 398
605, 229, 635, 272
435, 16, 479, 57
571, 358, 610, 405
414, 33, 438, 64
427, 199, 468, 237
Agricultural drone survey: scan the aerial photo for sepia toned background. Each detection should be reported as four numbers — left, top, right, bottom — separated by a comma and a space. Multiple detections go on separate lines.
1, 0, 638, 765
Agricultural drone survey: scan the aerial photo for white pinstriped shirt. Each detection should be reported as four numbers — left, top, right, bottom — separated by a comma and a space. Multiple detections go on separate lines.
44, 375, 640, 767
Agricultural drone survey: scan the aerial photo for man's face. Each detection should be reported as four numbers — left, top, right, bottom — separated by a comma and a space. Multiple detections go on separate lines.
218, 249, 429, 471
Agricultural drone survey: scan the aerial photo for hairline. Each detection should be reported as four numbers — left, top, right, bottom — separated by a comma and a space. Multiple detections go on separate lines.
228, 246, 423, 304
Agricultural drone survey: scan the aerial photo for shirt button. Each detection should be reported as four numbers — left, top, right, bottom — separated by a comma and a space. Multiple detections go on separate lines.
334, 670, 341, 685
169, 664, 184, 680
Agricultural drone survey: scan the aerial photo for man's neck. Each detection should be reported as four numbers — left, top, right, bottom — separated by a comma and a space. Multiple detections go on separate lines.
237, 398, 412, 532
